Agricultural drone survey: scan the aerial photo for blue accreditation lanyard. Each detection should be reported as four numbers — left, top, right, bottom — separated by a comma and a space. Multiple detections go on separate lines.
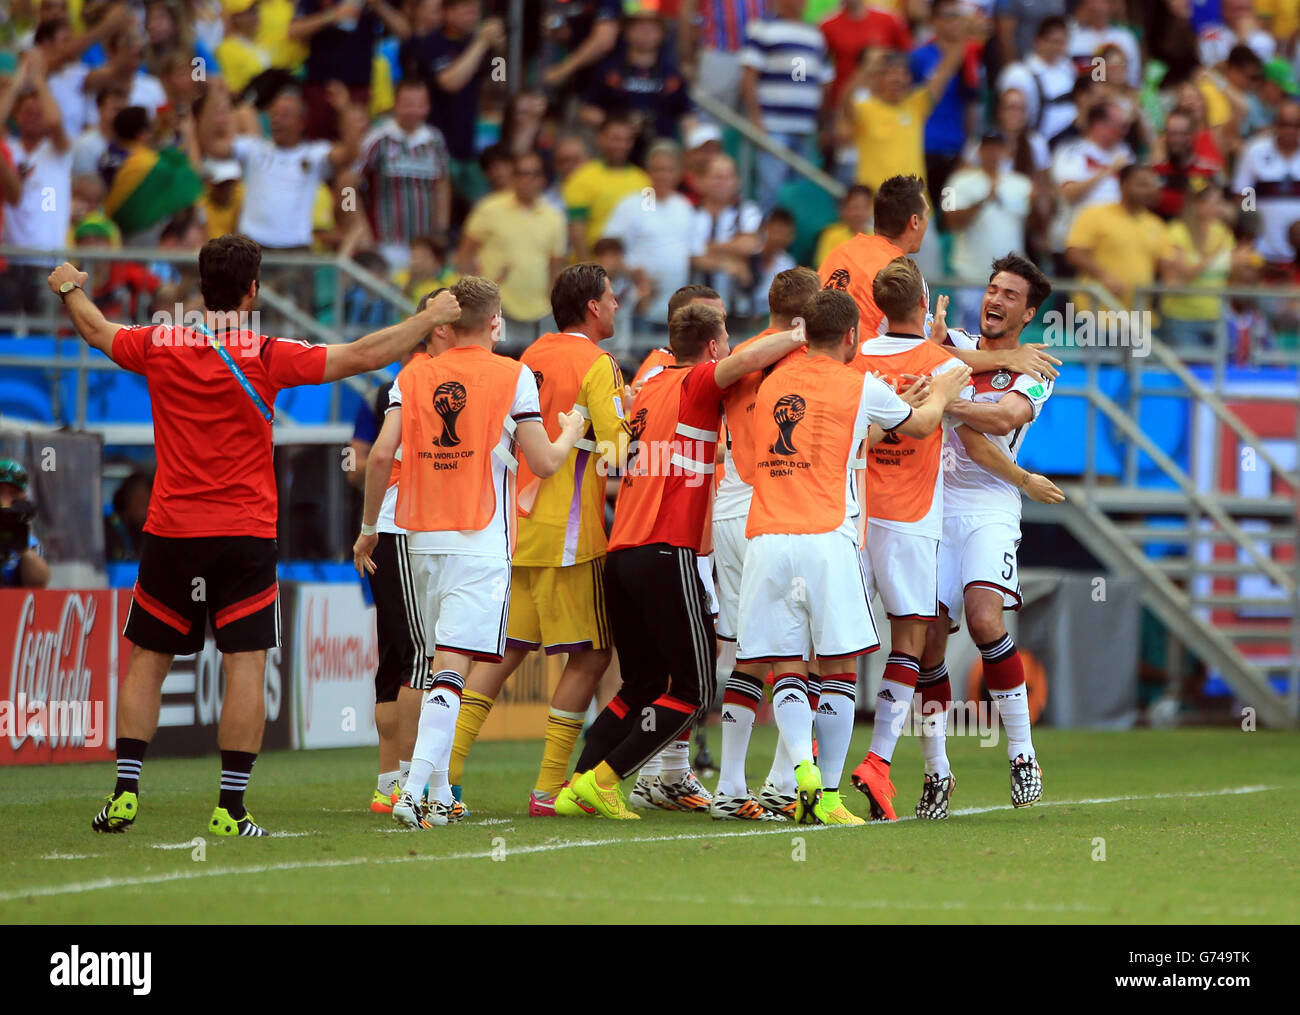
194, 322, 274, 423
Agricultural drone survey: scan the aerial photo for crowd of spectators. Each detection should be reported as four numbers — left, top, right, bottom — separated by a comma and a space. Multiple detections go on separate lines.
2, 0, 1299, 362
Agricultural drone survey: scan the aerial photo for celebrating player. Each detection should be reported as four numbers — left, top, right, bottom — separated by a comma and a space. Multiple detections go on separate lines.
912, 254, 1065, 818
849, 256, 974, 822
738, 287, 970, 824
447, 264, 630, 817
555, 304, 807, 818
819, 174, 1062, 384
353, 277, 585, 829
59, 234, 461, 837
360, 289, 455, 814
711, 266, 821, 820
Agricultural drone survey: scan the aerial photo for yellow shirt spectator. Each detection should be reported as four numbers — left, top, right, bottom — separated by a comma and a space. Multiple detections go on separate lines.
814, 222, 855, 270
259, 0, 309, 70
850, 88, 932, 191
216, 33, 271, 95
1066, 201, 1171, 309
1161, 219, 1234, 321
202, 182, 245, 239
562, 159, 650, 254
464, 190, 567, 322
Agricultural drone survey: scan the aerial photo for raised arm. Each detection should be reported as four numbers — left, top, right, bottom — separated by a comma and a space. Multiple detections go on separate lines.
47, 263, 122, 355
322, 289, 460, 381
515, 412, 586, 478
946, 343, 1060, 383
289, 1, 356, 42
955, 424, 1064, 503
714, 327, 807, 388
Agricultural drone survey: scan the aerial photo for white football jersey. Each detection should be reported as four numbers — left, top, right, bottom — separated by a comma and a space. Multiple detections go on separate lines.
942, 328, 1053, 520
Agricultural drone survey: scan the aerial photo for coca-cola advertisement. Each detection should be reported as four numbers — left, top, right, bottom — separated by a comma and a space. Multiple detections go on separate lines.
291, 583, 380, 749
0, 589, 123, 765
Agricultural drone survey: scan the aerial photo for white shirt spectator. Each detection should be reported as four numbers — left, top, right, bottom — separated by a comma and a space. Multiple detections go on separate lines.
1067, 19, 1141, 87
962, 131, 1051, 173
603, 189, 696, 321
1232, 133, 1300, 263
83, 73, 169, 131
47, 63, 93, 139
1198, 23, 1276, 67
231, 134, 334, 248
1049, 136, 1132, 252
71, 128, 109, 177
946, 165, 1033, 280
1, 136, 74, 260
690, 199, 763, 312
997, 54, 1078, 142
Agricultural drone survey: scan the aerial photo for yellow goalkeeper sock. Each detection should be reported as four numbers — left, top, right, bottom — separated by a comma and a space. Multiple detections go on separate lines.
449, 690, 495, 785
593, 761, 621, 791
536, 707, 587, 797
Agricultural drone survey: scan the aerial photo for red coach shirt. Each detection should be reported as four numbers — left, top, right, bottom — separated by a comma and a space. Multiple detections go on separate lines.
110, 325, 328, 538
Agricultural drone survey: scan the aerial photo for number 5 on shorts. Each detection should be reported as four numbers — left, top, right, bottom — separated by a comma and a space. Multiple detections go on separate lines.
1001, 552, 1015, 581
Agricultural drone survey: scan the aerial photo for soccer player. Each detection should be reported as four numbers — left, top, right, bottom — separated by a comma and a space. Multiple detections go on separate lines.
912, 255, 1065, 818
555, 304, 807, 819
57, 234, 461, 837
446, 264, 629, 817
738, 287, 970, 824
848, 256, 974, 822
361, 289, 455, 814
711, 266, 822, 821
819, 173, 1062, 384
626, 282, 727, 813
354, 277, 586, 829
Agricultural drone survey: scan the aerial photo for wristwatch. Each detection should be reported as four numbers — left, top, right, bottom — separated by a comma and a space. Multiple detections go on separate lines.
58, 281, 83, 302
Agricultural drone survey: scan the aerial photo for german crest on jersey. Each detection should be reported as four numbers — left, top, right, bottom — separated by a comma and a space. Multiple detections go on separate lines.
991, 369, 1013, 390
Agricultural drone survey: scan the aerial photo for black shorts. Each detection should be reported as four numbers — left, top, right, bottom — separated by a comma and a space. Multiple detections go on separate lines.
367, 532, 428, 699
124, 534, 280, 656
604, 543, 717, 717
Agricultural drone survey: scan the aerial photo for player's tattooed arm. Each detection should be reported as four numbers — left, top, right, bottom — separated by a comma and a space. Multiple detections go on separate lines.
353, 407, 402, 575
944, 390, 1034, 436
945, 343, 1062, 383
955, 425, 1064, 504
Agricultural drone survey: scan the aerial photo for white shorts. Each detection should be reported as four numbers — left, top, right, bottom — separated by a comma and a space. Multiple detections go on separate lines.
736, 530, 880, 663
712, 514, 747, 641
408, 552, 510, 662
861, 525, 940, 620
937, 514, 1023, 630
697, 552, 718, 618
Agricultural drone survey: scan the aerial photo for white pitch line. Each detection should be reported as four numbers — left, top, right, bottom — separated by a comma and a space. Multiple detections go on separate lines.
0, 784, 1278, 904
41, 853, 100, 861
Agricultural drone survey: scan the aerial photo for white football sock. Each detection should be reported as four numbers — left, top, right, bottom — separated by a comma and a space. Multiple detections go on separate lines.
378, 769, 401, 795
772, 675, 814, 765
766, 735, 797, 794
814, 693, 854, 790
405, 678, 462, 801
992, 683, 1034, 761
639, 750, 662, 779
717, 703, 756, 797
659, 737, 690, 783
918, 708, 950, 779
399, 760, 411, 785
868, 678, 916, 764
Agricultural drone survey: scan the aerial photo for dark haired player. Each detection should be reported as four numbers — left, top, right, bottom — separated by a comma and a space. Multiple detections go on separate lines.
49, 234, 461, 837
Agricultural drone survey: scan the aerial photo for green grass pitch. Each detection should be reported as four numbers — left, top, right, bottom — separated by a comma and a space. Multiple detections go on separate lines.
3, 727, 1297, 924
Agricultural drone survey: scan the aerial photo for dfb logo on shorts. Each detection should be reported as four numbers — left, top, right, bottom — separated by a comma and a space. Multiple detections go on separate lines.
432, 381, 468, 447
770, 394, 807, 456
